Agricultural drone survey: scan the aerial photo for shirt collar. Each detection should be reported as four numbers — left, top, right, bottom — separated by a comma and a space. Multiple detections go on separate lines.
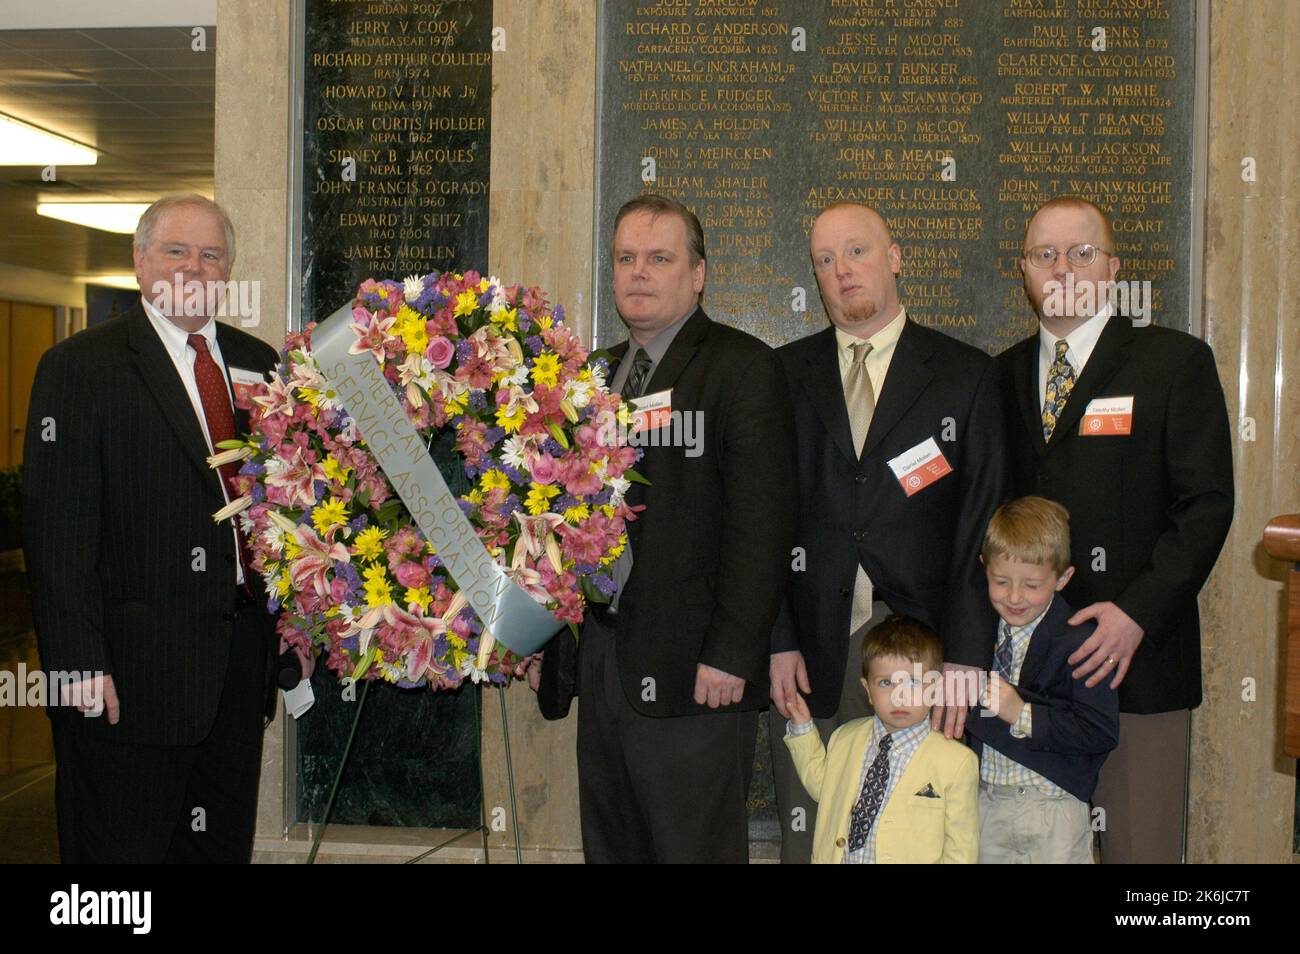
872, 712, 931, 748
1000, 603, 1053, 641
1038, 301, 1113, 368
835, 306, 906, 359
142, 296, 217, 359
628, 305, 697, 367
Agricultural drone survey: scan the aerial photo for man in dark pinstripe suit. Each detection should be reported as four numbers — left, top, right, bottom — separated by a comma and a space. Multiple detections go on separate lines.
23, 195, 296, 863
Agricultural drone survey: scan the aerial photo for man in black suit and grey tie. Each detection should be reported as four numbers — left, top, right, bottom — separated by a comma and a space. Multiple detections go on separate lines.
535, 194, 798, 862
996, 196, 1233, 862
769, 202, 1010, 863
23, 194, 309, 862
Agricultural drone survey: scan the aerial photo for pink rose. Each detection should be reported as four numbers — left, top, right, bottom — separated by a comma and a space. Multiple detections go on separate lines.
425, 336, 454, 369
393, 560, 430, 591
530, 453, 558, 485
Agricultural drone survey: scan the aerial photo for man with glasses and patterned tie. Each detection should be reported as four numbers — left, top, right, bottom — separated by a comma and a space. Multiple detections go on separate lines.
536, 193, 798, 862
996, 196, 1233, 863
23, 194, 307, 862
768, 202, 1009, 863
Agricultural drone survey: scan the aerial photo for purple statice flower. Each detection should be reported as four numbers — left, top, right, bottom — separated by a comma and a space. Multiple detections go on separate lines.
478, 288, 494, 307
571, 563, 598, 576
266, 595, 280, 614
251, 484, 266, 504
499, 463, 526, 486
457, 499, 476, 517
540, 438, 563, 457
348, 514, 369, 534
395, 677, 423, 689
555, 493, 579, 512
592, 573, 616, 597
591, 356, 611, 376
524, 334, 544, 355
312, 480, 327, 500
552, 304, 565, 325
468, 390, 489, 412
500, 495, 522, 520
590, 488, 613, 506
240, 460, 266, 476
484, 425, 505, 447
456, 339, 474, 363
341, 634, 360, 653
517, 314, 532, 334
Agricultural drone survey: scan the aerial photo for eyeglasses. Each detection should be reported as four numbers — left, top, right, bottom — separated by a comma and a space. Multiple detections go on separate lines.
1024, 244, 1113, 268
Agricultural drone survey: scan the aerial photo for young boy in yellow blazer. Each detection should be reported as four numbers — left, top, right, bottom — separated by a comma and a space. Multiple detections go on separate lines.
785, 615, 979, 864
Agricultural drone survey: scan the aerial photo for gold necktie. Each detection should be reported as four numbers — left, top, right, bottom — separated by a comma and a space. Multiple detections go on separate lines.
1041, 339, 1076, 441
844, 339, 876, 634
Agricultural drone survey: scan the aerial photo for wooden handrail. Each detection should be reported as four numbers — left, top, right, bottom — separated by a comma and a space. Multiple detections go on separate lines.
1265, 515, 1300, 758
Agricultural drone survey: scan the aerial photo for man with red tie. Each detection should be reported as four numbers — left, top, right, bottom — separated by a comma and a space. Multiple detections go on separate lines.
23, 194, 307, 862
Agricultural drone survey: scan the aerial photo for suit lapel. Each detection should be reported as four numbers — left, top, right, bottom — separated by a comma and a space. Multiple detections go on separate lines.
798, 328, 857, 466
1017, 594, 1070, 687
1011, 339, 1047, 456
642, 308, 709, 395
1046, 316, 1134, 451
862, 319, 934, 460
126, 304, 225, 498
215, 322, 256, 436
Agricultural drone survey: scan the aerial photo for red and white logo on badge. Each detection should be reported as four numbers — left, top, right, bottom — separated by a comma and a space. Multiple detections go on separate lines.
887, 436, 953, 498
229, 367, 265, 404
1080, 396, 1134, 436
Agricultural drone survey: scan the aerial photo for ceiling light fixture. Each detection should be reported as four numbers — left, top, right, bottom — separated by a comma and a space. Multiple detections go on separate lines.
37, 202, 149, 234
0, 113, 97, 165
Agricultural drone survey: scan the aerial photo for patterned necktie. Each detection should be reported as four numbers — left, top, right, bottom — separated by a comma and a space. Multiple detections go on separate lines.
189, 333, 251, 586
847, 731, 893, 853
1041, 339, 1075, 441
623, 347, 653, 399
994, 621, 1015, 680
845, 340, 876, 634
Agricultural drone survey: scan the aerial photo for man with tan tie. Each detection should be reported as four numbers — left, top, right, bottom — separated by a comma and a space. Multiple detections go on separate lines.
768, 202, 1009, 863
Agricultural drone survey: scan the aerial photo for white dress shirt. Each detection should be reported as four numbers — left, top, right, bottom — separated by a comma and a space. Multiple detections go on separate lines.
834, 306, 907, 399
142, 297, 243, 584
1036, 302, 1113, 410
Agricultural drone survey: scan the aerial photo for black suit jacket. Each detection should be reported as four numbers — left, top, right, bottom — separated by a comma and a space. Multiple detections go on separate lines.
542, 308, 798, 718
23, 302, 280, 745
965, 595, 1119, 802
996, 318, 1234, 713
774, 319, 1010, 718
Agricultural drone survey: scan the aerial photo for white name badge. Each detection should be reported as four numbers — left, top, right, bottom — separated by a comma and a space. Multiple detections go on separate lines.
1080, 395, 1134, 436
886, 436, 954, 497
629, 388, 672, 434
282, 678, 316, 719
229, 366, 266, 403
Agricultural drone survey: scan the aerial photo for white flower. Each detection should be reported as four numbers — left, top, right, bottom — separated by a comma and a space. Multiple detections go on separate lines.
501, 364, 529, 388
608, 474, 631, 508
486, 276, 508, 314
564, 377, 593, 409
588, 363, 607, 390
501, 435, 530, 471
260, 525, 285, 555
403, 274, 425, 300
460, 656, 489, 685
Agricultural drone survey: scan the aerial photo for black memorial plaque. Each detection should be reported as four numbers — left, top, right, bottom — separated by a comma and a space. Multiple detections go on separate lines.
595, 0, 1197, 352
294, 0, 494, 830
299, 0, 493, 328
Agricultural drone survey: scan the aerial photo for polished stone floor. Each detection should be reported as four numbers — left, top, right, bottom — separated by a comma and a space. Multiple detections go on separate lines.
0, 550, 57, 863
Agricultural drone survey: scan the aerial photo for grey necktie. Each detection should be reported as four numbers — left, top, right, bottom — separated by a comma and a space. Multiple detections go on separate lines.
845, 340, 876, 634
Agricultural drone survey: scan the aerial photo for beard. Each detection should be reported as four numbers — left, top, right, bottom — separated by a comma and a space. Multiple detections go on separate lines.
839, 299, 878, 326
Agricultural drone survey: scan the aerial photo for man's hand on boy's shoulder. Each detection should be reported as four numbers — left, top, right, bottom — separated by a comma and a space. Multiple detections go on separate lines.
931, 661, 979, 739
1067, 601, 1144, 690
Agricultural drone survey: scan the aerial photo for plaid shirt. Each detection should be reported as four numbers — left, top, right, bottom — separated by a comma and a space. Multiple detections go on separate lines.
980, 610, 1065, 795
789, 715, 931, 863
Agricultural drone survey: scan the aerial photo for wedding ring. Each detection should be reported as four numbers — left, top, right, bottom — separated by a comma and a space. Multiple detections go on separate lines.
1106, 656, 1116, 666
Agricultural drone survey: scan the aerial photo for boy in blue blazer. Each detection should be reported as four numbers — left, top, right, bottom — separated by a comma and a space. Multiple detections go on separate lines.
966, 496, 1120, 863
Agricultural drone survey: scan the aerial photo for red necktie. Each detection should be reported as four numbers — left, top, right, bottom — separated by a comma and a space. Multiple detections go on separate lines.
188, 333, 252, 589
